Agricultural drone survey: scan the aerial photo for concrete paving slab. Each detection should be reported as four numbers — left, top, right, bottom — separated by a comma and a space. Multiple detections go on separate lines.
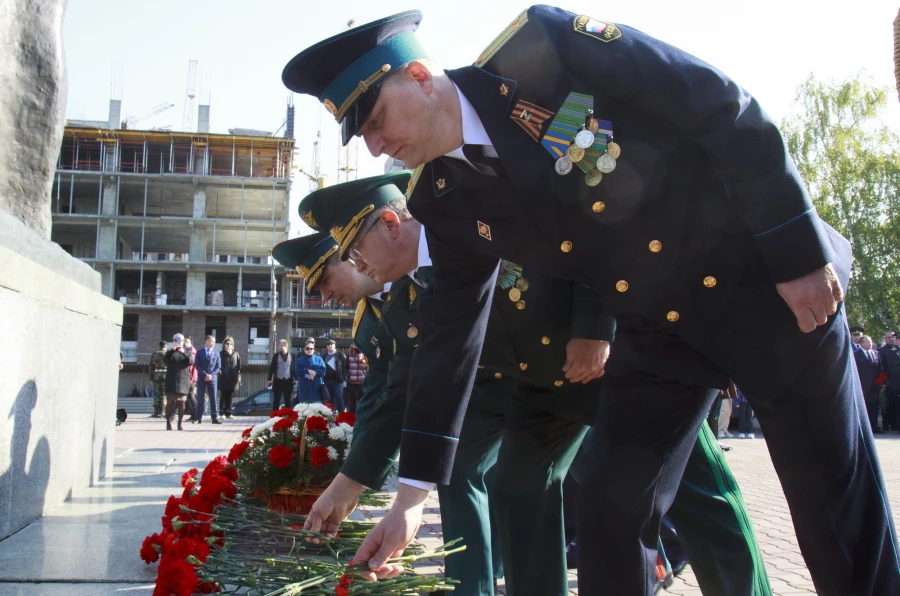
0, 583, 154, 595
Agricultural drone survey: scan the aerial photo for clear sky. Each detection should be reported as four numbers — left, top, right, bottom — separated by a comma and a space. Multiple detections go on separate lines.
63, 1, 899, 236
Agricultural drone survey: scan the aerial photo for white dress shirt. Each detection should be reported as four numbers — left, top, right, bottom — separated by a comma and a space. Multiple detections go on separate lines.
444, 82, 499, 165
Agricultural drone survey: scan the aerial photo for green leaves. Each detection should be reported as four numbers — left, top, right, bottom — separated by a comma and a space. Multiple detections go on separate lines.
783, 74, 900, 332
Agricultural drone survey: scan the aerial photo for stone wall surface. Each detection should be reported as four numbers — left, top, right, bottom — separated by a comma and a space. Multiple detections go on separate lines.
0, 0, 67, 238
0, 238, 122, 541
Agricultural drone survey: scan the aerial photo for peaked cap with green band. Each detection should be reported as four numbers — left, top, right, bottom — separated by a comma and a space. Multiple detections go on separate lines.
282, 11, 427, 146
299, 171, 413, 261
272, 232, 339, 293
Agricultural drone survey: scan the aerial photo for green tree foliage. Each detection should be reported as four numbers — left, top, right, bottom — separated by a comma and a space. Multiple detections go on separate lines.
782, 75, 900, 334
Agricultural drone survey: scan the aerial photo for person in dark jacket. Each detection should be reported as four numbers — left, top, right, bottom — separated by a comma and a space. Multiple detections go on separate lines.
267, 338, 296, 411
345, 345, 365, 414
219, 335, 242, 419
164, 333, 194, 431
322, 339, 348, 411
854, 335, 883, 433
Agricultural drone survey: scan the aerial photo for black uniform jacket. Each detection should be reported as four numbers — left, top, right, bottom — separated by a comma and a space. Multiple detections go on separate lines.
400, 5, 852, 483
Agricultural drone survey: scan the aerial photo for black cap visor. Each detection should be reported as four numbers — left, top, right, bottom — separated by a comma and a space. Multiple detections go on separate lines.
341, 82, 383, 146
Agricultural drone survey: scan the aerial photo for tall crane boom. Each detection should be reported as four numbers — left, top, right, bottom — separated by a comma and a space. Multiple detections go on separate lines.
182, 59, 198, 132
121, 102, 175, 129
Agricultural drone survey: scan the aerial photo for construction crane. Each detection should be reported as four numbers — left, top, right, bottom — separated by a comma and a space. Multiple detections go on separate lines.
337, 20, 359, 183
120, 102, 175, 129
182, 59, 198, 132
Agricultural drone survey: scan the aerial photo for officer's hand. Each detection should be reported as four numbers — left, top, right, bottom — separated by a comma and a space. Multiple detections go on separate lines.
303, 473, 363, 544
353, 484, 428, 581
775, 264, 843, 333
563, 339, 610, 384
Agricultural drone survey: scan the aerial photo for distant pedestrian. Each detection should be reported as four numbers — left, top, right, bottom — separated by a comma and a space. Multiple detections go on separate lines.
164, 333, 194, 431
853, 335, 883, 433
130, 383, 140, 398
149, 341, 168, 418
879, 332, 900, 432
345, 345, 365, 414
850, 325, 865, 352
267, 338, 296, 411
183, 336, 199, 421
195, 335, 222, 424
322, 339, 348, 412
734, 385, 755, 439
219, 336, 241, 420
295, 340, 326, 404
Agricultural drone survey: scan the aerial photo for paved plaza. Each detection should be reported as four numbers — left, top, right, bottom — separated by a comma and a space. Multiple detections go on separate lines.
0, 414, 898, 594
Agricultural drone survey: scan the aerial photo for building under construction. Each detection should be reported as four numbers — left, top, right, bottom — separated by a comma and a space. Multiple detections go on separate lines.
49, 98, 352, 366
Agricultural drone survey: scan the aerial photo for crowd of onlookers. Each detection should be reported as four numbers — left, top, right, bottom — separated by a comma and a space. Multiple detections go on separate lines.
850, 325, 900, 434
145, 334, 364, 431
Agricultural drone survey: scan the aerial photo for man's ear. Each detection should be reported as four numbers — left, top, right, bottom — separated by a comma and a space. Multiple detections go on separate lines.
382, 211, 403, 238
406, 60, 434, 96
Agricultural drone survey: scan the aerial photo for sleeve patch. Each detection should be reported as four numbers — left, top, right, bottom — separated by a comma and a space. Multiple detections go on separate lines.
573, 15, 622, 43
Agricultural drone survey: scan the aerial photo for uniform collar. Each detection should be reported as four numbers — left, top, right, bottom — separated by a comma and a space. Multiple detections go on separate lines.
444, 81, 498, 164
407, 224, 432, 286
369, 282, 391, 302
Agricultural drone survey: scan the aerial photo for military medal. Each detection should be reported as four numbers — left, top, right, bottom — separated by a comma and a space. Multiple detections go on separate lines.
596, 153, 617, 174
587, 116, 599, 134
407, 324, 419, 339
375, 346, 381, 359
607, 141, 621, 159
585, 168, 603, 186
565, 145, 585, 162
515, 300, 526, 310
509, 287, 522, 302
515, 277, 529, 291
555, 156, 573, 175
574, 129, 595, 149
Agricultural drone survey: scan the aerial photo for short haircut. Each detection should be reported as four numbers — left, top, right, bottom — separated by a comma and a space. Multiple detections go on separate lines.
278, 338, 289, 345
159, 341, 167, 348
184, 334, 192, 340
861, 335, 872, 344
359, 197, 412, 233
205, 334, 215, 342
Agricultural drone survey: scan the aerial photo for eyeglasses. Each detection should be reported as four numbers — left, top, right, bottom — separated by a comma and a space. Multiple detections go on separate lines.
348, 218, 380, 263
304, 346, 315, 351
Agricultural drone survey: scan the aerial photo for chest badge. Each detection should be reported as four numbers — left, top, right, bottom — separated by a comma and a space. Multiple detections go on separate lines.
499, 83, 509, 97
436, 178, 447, 190
477, 221, 492, 241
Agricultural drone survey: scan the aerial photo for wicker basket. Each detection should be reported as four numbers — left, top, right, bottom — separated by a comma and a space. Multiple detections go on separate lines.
261, 419, 331, 515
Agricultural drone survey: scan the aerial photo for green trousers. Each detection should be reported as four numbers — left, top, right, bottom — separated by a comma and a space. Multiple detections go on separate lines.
436, 379, 513, 595
493, 384, 771, 596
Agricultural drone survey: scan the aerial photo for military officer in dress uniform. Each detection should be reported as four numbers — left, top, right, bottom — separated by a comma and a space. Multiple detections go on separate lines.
296, 174, 772, 595
271, 230, 400, 494
282, 8, 898, 594
149, 341, 168, 418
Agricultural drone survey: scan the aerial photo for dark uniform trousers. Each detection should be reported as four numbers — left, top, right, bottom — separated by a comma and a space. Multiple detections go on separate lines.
575, 310, 897, 595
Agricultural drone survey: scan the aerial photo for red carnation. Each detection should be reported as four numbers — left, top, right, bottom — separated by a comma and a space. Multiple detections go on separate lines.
273, 417, 294, 432
227, 441, 250, 463
268, 445, 295, 468
198, 581, 221, 593
154, 556, 198, 596
202, 455, 229, 480
335, 412, 356, 427
270, 407, 298, 420
181, 468, 199, 487
309, 445, 330, 467
165, 495, 185, 518
140, 534, 161, 564
305, 415, 328, 431
241, 427, 253, 438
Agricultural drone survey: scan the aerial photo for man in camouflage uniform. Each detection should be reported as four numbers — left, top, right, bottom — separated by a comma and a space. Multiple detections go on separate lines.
149, 340, 168, 418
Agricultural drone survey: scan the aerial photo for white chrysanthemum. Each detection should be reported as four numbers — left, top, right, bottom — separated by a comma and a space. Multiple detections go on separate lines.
327, 446, 339, 460
250, 417, 277, 441
294, 402, 333, 419
328, 422, 353, 442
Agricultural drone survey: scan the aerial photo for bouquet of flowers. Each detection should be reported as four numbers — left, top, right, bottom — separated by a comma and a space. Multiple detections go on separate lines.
229, 403, 356, 511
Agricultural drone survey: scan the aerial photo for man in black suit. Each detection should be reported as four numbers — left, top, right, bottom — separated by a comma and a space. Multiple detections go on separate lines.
878, 332, 899, 431
283, 7, 899, 594
854, 335, 882, 433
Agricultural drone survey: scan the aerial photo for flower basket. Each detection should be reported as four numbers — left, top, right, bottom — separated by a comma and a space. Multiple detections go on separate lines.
264, 483, 331, 515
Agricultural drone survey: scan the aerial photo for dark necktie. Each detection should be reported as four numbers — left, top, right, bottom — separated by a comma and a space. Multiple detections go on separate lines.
414, 266, 433, 287
462, 144, 506, 178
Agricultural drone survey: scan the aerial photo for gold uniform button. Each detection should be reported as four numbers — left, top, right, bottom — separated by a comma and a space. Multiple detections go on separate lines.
519, 363, 528, 371
541, 336, 551, 345
667, 311, 680, 322
477, 365, 485, 370
616, 280, 629, 292
703, 276, 717, 288
560, 241, 573, 253
554, 380, 564, 387
592, 201, 606, 213
494, 372, 503, 379
649, 240, 662, 253
516, 300, 526, 310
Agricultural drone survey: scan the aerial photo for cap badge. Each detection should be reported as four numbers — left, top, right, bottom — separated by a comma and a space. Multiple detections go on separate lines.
477, 221, 492, 241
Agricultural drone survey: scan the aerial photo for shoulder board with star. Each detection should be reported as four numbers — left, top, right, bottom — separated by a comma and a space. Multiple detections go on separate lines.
475, 9, 529, 68
406, 164, 426, 200
352, 298, 367, 340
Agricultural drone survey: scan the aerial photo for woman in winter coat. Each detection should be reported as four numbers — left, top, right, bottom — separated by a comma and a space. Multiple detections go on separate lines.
164, 333, 194, 431
294, 340, 326, 405
344, 345, 365, 414
218, 335, 241, 419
